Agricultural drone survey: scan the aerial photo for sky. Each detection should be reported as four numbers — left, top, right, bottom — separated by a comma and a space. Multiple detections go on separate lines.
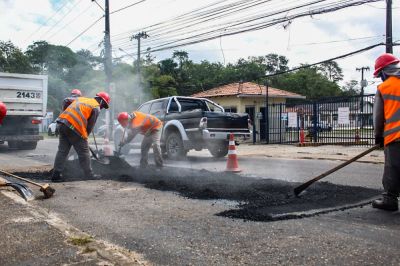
0, 0, 399, 94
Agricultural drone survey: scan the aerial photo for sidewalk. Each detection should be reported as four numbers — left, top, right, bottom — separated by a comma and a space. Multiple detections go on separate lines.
237, 144, 384, 164
0, 191, 148, 266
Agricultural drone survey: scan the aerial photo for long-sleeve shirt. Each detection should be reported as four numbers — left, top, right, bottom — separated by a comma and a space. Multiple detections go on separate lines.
373, 89, 385, 138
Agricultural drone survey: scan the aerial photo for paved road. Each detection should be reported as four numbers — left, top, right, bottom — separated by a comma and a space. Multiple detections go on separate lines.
2, 138, 399, 265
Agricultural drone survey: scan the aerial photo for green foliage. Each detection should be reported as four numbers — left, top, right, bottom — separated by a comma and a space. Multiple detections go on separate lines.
0, 39, 348, 116
273, 67, 342, 99
341, 80, 360, 96
150, 75, 178, 98
0, 41, 32, 73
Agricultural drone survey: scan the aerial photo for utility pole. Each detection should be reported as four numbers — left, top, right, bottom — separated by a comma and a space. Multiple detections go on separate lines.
386, 0, 393, 53
356, 66, 370, 129
131, 31, 149, 77
92, 0, 113, 138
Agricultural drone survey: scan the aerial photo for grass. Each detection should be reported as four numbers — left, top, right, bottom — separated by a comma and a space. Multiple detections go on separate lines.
69, 236, 93, 246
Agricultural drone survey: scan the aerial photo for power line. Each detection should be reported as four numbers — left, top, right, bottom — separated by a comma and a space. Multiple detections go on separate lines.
262, 42, 384, 78
289, 35, 385, 46
110, 0, 147, 14
66, 16, 104, 47
146, 0, 381, 53
23, 0, 69, 42
111, 0, 380, 54
39, 0, 80, 40
47, 2, 93, 41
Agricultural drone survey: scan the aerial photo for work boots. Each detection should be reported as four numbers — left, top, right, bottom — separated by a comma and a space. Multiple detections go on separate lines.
51, 170, 64, 183
372, 193, 399, 211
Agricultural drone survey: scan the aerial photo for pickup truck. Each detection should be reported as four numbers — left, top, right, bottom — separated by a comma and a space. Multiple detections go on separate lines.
114, 96, 251, 159
0, 72, 48, 150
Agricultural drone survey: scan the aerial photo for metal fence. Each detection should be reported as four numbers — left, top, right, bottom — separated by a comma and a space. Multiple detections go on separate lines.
259, 94, 375, 146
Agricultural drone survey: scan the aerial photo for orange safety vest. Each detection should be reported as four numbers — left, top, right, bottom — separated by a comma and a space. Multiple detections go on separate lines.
131, 111, 162, 135
59, 97, 99, 139
378, 76, 400, 146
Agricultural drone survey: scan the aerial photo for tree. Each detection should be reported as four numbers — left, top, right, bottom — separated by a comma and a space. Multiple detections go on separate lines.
150, 75, 177, 98
25, 41, 77, 78
0, 41, 32, 73
159, 58, 177, 76
317, 61, 343, 83
275, 67, 342, 98
341, 80, 360, 96
265, 53, 289, 73
172, 50, 189, 70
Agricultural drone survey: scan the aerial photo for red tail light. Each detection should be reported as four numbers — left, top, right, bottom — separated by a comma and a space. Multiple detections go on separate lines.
31, 119, 41, 124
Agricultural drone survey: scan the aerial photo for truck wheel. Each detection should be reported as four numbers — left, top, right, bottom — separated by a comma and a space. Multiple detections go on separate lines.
7, 141, 18, 150
208, 141, 229, 158
166, 132, 187, 160
17, 141, 38, 150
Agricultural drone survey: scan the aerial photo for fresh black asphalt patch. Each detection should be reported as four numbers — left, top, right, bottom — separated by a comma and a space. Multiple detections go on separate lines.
13, 158, 381, 222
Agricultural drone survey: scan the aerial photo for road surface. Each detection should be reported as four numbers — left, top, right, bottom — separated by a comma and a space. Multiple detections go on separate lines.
2, 138, 399, 265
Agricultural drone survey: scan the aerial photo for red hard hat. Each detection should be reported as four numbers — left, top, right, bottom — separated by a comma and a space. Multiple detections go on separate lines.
71, 89, 82, 96
0, 101, 7, 125
96, 92, 110, 109
118, 112, 130, 127
374, 53, 400, 77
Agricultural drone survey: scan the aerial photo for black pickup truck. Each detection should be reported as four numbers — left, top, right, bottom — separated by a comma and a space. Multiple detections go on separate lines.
117, 96, 251, 159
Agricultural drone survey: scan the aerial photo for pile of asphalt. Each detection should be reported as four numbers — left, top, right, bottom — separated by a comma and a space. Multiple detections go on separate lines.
14, 159, 381, 222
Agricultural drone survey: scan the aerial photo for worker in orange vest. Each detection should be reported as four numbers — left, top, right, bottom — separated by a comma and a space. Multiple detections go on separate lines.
117, 111, 163, 168
51, 92, 111, 182
62, 88, 82, 111
0, 101, 7, 125
372, 53, 400, 211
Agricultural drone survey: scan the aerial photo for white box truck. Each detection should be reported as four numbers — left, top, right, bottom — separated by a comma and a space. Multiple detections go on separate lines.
0, 72, 48, 150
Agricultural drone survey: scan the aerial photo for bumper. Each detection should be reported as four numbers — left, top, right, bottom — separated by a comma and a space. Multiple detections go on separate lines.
202, 129, 251, 140
0, 135, 44, 141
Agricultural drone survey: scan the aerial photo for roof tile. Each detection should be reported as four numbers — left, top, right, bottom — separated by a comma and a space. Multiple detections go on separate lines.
191, 82, 304, 98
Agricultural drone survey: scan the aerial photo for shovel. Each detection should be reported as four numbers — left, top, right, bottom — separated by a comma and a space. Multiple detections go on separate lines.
89, 146, 110, 165
0, 178, 34, 201
294, 144, 380, 196
0, 170, 55, 199
90, 132, 110, 164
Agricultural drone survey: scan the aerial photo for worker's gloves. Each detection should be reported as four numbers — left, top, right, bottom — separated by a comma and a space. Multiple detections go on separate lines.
375, 136, 384, 148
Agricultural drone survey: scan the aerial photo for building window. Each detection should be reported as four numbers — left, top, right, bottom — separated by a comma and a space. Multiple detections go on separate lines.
224, 106, 237, 113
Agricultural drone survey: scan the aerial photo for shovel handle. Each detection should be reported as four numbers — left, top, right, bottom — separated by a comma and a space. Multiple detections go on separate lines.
294, 144, 380, 196
0, 169, 45, 188
118, 126, 127, 155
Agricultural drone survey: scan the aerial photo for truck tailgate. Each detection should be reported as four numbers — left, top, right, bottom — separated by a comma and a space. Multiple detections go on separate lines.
205, 111, 249, 130
0, 73, 48, 116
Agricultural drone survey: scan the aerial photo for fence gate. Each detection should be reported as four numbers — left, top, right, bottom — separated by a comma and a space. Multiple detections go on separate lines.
260, 94, 375, 146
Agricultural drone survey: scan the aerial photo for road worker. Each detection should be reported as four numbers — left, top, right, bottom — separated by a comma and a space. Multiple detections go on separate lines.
51, 92, 110, 182
117, 111, 163, 168
0, 101, 7, 125
63, 88, 82, 111
372, 53, 400, 211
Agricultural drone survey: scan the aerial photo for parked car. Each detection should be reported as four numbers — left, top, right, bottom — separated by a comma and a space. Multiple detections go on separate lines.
119, 96, 251, 159
307, 122, 332, 133
47, 121, 58, 136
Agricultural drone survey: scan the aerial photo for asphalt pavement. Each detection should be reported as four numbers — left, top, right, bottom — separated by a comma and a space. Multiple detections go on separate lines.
1, 138, 399, 265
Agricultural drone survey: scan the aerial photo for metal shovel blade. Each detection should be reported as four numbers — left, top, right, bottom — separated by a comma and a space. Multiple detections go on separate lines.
5, 182, 35, 201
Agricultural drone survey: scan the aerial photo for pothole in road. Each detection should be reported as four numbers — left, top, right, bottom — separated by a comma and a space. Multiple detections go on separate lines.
13, 159, 381, 222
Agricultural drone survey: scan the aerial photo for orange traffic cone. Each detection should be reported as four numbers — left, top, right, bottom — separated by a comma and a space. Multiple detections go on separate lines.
225, 133, 241, 172
103, 138, 113, 156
